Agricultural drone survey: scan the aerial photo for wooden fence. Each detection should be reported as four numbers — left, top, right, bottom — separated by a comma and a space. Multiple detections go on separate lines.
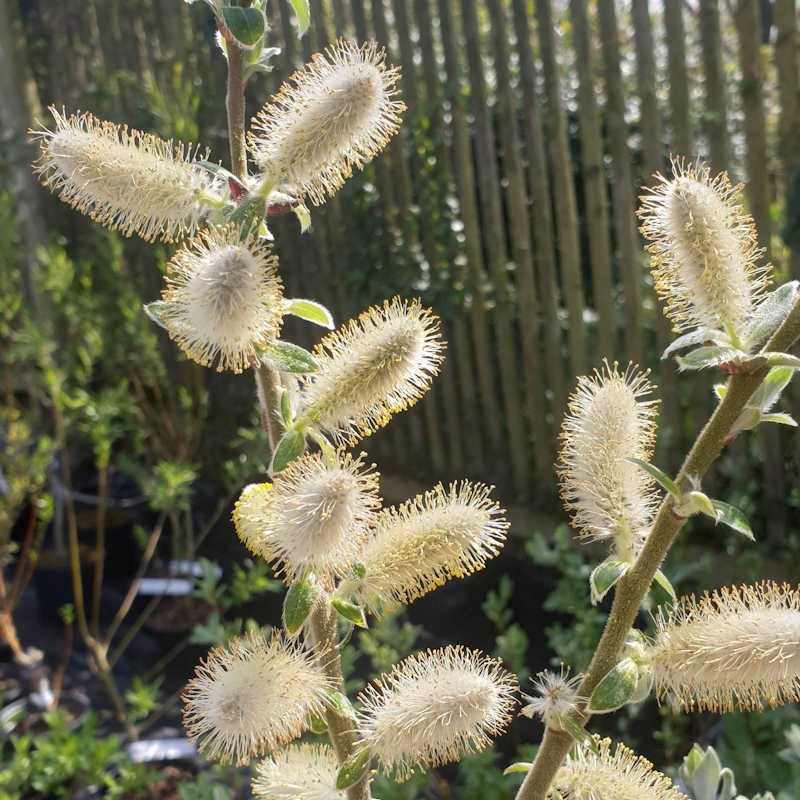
6, 0, 799, 519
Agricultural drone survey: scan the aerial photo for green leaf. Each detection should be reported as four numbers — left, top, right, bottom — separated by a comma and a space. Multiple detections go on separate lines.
662, 328, 729, 359
628, 663, 654, 704
760, 412, 798, 426
503, 762, 534, 775
749, 366, 794, 411
283, 578, 319, 635
589, 559, 628, 605
309, 715, 327, 734
287, 0, 311, 36
713, 383, 727, 400
677, 345, 739, 371
687, 490, 716, 519
745, 280, 800, 349
625, 458, 680, 497
143, 301, 174, 331
331, 597, 368, 628
765, 351, 800, 369
263, 341, 319, 373
280, 389, 293, 426
325, 690, 356, 716
222, 6, 266, 47
709, 499, 755, 541
588, 658, 639, 713
294, 202, 311, 232
560, 717, 591, 743
652, 569, 677, 602
284, 299, 335, 329
336, 749, 371, 790
270, 429, 306, 473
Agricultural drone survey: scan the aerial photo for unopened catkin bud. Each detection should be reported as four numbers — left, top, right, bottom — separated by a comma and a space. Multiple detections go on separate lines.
298, 297, 444, 445
638, 160, 771, 340
356, 646, 518, 779
33, 108, 222, 242
550, 737, 687, 800
252, 743, 343, 800
349, 481, 507, 614
249, 40, 404, 205
155, 225, 284, 373
558, 361, 659, 559
182, 632, 330, 765
233, 449, 381, 582
650, 582, 800, 712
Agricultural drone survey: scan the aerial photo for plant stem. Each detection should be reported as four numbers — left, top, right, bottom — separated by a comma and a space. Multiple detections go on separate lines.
308, 602, 372, 800
91, 461, 108, 636
255, 361, 285, 450
225, 38, 248, 179
514, 299, 800, 800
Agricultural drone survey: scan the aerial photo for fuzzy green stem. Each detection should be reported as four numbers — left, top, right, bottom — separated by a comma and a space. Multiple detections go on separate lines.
255, 361, 285, 451
308, 602, 371, 800
515, 298, 800, 800
225, 39, 248, 179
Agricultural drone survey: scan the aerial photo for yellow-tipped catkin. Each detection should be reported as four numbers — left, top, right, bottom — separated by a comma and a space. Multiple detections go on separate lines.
298, 297, 444, 445
249, 40, 404, 204
549, 737, 687, 800
233, 449, 381, 582
252, 743, 344, 800
157, 225, 284, 373
558, 361, 659, 558
356, 646, 518, 779
638, 159, 771, 340
182, 631, 330, 765
650, 582, 800, 712
349, 481, 508, 614
33, 108, 221, 242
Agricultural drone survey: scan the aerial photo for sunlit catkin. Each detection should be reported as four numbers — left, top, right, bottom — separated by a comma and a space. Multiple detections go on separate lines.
348, 481, 508, 614
650, 582, 800, 712
558, 361, 659, 559
549, 737, 687, 800
521, 668, 584, 732
33, 108, 221, 242
638, 160, 771, 341
233, 450, 381, 582
298, 297, 444, 445
356, 646, 518, 779
249, 40, 404, 204
252, 743, 343, 800
156, 225, 284, 373
182, 632, 330, 765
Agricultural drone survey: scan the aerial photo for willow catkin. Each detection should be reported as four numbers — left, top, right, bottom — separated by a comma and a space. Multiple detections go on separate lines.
638, 159, 771, 340
249, 40, 404, 204
650, 582, 800, 712
156, 225, 283, 373
298, 297, 444, 445
558, 361, 659, 559
34, 108, 221, 242
356, 646, 518, 779
233, 449, 381, 582
182, 632, 330, 765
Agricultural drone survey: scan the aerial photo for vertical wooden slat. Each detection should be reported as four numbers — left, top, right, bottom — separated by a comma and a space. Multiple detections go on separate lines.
510, 0, 567, 419
435, 0, 503, 467
568, 0, 615, 363
461, 0, 531, 496
597, 0, 643, 364
533, 0, 588, 379
699, 0, 730, 173
485, 0, 553, 481
663, 0, 692, 157
412, 0, 482, 474
632, 0, 680, 462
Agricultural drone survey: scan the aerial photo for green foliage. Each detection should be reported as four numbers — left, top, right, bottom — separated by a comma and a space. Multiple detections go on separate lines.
482, 574, 529, 677
0, 710, 155, 798
125, 676, 163, 723
525, 526, 606, 671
